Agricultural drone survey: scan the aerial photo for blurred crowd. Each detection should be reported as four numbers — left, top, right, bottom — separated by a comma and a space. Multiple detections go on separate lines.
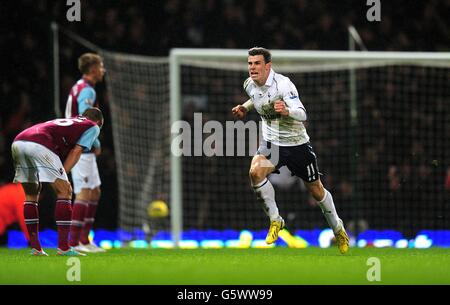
1, 0, 449, 233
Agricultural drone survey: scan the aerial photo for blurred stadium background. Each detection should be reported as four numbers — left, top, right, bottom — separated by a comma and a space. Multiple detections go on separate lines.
1, 0, 449, 250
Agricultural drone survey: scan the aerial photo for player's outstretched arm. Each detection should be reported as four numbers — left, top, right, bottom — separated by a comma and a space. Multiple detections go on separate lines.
232, 99, 254, 119
232, 105, 248, 119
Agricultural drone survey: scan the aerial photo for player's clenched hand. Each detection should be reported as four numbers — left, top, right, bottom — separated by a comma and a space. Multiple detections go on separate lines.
232, 105, 248, 119
274, 100, 289, 116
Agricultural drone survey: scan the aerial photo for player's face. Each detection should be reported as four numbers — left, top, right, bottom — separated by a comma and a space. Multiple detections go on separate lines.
248, 55, 271, 86
93, 62, 106, 82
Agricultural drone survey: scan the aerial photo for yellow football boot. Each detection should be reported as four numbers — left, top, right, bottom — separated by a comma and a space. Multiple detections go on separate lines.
265, 219, 285, 244
335, 220, 350, 254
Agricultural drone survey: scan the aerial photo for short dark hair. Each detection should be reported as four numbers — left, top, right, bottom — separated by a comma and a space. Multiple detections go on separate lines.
83, 107, 104, 127
78, 53, 103, 74
248, 47, 272, 63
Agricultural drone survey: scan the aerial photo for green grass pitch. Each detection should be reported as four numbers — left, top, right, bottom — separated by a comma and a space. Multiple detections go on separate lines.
0, 247, 449, 285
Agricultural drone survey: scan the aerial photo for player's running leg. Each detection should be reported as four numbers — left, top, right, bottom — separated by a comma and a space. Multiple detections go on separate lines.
249, 155, 284, 244
304, 179, 349, 254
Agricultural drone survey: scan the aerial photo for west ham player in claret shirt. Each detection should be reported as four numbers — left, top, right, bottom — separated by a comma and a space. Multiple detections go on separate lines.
65, 53, 106, 253
11, 108, 103, 256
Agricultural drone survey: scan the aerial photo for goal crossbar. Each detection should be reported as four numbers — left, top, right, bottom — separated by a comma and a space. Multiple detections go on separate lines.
170, 48, 450, 62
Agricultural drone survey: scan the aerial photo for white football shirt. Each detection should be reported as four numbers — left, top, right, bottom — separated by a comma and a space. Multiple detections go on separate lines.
244, 69, 309, 146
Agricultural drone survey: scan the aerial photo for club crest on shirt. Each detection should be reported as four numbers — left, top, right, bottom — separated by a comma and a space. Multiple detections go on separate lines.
289, 91, 299, 99
59, 168, 64, 175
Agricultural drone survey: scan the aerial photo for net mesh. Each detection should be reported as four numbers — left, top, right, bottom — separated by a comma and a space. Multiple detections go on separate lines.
104, 51, 449, 240
102, 52, 171, 234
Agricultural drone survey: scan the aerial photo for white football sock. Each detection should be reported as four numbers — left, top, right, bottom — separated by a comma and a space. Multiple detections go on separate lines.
317, 189, 341, 233
252, 178, 281, 221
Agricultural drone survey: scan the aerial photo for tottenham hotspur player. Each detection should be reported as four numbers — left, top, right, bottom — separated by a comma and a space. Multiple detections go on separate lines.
232, 47, 349, 254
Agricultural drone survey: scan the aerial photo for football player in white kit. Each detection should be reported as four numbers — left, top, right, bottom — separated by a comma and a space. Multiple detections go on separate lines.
232, 47, 349, 254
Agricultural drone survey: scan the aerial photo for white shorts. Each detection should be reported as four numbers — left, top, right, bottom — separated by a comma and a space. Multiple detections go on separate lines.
71, 153, 101, 194
11, 141, 68, 183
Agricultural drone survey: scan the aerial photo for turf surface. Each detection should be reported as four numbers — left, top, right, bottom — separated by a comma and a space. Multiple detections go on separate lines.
0, 247, 449, 285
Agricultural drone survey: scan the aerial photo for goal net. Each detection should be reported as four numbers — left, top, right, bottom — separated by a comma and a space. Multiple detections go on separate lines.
103, 49, 450, 243
102, 52, 171, 236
